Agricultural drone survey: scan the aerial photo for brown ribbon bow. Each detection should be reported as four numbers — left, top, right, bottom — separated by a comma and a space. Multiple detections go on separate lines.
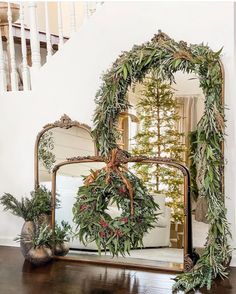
84, 148, 134, 216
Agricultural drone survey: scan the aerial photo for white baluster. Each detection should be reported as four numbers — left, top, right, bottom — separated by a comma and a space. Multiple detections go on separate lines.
20, 3, 30, 91
86, 1, 98, 18
0, 27, 7, 92
70, 2, 76, 34
28, 1, 41, 71
7, 2, 18, 91
83, 2, 102, 23
57, 2, 64, 49
85, 2, 90, 19
44, 2, 52, 61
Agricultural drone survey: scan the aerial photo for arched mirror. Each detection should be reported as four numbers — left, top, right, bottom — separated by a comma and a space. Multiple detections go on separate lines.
34, 114, 96, 189
81, 31, 226, 276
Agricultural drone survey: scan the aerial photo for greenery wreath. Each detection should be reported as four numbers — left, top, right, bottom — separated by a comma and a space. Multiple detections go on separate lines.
73, 149, 159, 257
90, 31, 231, 292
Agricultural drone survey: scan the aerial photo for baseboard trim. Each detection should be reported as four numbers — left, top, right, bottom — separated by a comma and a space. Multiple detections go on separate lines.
0, 237, 19, 247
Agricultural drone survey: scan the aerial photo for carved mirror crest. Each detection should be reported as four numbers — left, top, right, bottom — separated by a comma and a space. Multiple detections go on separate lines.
34, 114, 96, 189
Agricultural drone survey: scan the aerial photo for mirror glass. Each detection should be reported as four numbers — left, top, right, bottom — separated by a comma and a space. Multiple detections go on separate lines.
54, 162, 183, 271
123, 70, 207, 265
174, 72, 209, 257
38, 126, 95, 185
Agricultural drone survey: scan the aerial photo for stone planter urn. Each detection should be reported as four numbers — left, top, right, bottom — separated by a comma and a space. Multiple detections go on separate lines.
0, 2, 20, 25
54, 242, 70, 256
20, 221, 35, 258
20, 218, 53, 266
26, 246, 53, 266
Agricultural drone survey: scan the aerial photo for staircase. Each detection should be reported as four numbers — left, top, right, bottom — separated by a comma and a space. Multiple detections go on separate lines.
0, 1, 103, 92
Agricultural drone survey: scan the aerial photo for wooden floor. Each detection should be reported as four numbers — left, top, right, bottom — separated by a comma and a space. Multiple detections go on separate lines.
0, 246, 235, 294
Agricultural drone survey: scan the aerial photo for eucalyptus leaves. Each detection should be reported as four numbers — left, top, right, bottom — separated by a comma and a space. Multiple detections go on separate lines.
92, 31, 231, 292
73, 149, 159, 257
38, 131, 56, 173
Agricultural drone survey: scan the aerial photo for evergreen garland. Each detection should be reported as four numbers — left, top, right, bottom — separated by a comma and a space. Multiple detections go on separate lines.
92, 31, 231, 292
188, 130, 199, 202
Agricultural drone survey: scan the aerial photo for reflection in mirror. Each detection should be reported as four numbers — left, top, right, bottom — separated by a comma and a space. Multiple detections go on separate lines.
54, 162, 183, 271
38, 126, 95, 184
124, 70, 208, 262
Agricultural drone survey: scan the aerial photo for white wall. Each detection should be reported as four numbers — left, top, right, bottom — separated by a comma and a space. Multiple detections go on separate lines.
0, 2, 236, 259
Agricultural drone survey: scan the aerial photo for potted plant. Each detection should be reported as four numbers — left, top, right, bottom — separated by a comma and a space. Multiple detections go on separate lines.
0, 192, 37, 257
0, 186, 59, 258
29, 186, 60, 226
54, 221, 72, 256
15, 224, 53, 266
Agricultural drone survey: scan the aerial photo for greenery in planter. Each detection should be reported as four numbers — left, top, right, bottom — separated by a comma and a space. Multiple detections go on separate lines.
30, 186, 60, 216
1, 192, 38, 221
132, 73, 185, 223
1, 187, 67, 262
15, 223, 52, 249
91, 31, 231, 292
54, 221, 72, 244
38, 130, 56, 173
0, 186, 59, 221
73, 151, 159, 257
16, 221, 72, 252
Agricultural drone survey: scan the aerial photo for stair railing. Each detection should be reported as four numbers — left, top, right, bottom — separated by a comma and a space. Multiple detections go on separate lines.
0, 1, 103, 93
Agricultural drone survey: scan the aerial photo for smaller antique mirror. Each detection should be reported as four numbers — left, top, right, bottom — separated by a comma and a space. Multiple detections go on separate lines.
34, 114, 96, 189
51, 158, 189, 272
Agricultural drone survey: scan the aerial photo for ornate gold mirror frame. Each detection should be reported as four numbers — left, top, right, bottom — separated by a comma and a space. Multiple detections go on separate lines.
33, 63, 225, 274
34, 114, 95, 189
51, 155, 195, 273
